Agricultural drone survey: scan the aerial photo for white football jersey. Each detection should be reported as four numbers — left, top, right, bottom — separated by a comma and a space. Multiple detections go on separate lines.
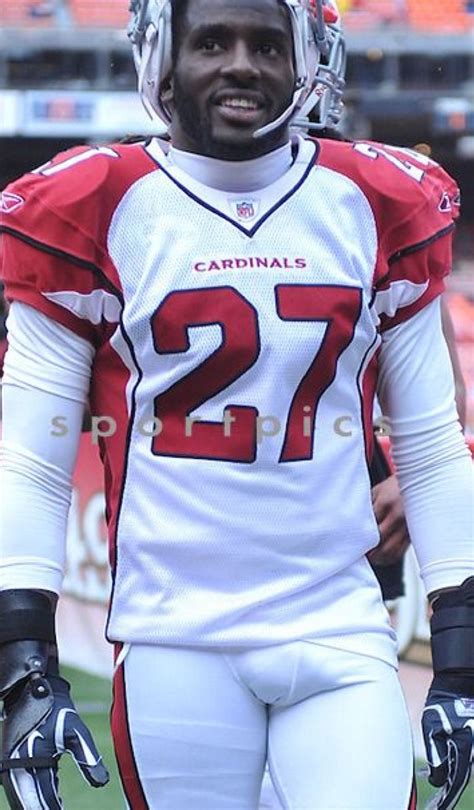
0, 135, 459, 658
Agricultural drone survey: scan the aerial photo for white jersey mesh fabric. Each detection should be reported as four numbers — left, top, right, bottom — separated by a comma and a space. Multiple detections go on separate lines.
101, 141, 392, 651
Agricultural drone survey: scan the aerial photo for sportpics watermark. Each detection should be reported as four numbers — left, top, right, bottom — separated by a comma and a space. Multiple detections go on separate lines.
50, 413, 392, 444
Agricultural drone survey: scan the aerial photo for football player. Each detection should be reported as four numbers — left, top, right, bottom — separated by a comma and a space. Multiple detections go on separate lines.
0, 1, 472, 809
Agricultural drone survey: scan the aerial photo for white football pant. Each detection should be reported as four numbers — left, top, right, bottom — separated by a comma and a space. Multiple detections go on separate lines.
111, 641, 416, 809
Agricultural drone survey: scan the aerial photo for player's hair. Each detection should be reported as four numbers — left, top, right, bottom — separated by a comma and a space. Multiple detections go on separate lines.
313, 126, 345, 141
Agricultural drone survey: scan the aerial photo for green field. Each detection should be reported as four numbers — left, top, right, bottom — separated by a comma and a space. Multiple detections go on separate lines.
0, 666, 472, 809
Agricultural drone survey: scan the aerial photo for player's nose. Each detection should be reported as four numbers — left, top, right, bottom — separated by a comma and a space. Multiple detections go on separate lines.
220, 41, 260, 81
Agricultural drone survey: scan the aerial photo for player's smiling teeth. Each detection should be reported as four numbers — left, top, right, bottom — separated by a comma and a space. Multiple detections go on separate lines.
220, 98, 259, 109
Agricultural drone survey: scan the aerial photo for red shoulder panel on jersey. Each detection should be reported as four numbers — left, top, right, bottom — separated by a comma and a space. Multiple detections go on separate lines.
0, 142, 158, 339
317, 138, 458, 273
1, 235, 105, 343
317, 138, 459, 329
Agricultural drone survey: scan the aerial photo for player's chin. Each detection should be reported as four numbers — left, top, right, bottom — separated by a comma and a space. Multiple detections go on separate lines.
213, 126, 257, 148
210, 107, 267, 141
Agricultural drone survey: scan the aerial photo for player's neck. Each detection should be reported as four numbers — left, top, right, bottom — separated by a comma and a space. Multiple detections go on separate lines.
168, 139, 294, 192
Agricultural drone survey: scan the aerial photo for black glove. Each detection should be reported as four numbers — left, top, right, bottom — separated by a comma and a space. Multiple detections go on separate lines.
1, 669, 109, 809
423, 677, 474, 809
0, 590, 109, 809
422, 577, 474, 810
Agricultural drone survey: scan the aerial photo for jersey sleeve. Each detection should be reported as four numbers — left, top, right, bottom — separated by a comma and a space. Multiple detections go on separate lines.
377, 298, 473, 594
0, 142, 155, 343
318, 139, 460, 332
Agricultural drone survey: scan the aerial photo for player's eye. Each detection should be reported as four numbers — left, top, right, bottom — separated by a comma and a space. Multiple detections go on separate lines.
257, 41, 279, 56
198, 38, 222, 52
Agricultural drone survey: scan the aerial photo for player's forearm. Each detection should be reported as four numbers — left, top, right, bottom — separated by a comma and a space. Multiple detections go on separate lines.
395, 445, 473, 594
0, 394, 79, 592
441, 296, 467, 429
0, 304, 92, 591
378, 298, 473, 593
389, 385, 472, 593
0, 440, 72, 592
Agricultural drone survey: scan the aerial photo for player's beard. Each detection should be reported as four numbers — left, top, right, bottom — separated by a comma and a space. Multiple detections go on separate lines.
172, 74, 291, 161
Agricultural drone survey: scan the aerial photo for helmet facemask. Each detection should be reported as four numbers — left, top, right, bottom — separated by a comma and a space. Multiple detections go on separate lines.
292, 1, 346, 132
128, 0, 346, 137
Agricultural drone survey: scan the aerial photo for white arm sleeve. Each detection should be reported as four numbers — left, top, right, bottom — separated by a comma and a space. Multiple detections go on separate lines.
0, 301, 94, 593
377, 297, 474, 596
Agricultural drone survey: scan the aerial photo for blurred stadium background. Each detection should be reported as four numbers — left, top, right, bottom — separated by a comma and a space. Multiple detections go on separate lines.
0, 1, 473, 807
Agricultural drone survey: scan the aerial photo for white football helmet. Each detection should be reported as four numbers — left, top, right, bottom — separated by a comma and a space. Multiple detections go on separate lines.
128, 0, 346, 136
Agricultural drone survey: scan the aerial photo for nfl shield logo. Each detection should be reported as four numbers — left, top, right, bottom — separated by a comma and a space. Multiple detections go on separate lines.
235, 200, 255, 220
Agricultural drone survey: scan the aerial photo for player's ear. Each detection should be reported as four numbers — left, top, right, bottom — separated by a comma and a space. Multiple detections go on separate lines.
160, 76, 174, 110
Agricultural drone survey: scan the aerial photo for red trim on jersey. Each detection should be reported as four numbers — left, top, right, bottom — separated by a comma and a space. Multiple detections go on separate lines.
377, 229, 450, 331
1, 224, 123, 297
381, 229, 453, 290
5, 285, 98, 343
111, 644, 149, 810
407, 769, 417, 810
378, 276, 445, 332
1, 231, 121, 344
375, 223, 452, 332
89, 336, 132, 575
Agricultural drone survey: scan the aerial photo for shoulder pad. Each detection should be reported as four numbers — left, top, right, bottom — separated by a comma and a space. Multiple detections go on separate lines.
317, 138, 459, 264
0, 142, 157, 268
